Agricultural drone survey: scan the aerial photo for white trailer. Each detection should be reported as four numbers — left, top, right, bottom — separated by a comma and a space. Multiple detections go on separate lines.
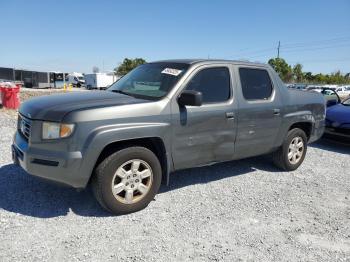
85, 73, 119, 90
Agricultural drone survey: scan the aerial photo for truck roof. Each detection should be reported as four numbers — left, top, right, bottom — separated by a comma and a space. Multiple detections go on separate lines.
151, 59, 268, 67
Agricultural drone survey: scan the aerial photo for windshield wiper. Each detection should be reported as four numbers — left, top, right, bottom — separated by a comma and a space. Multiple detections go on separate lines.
110, 89, 135, 97
110, 89, 159, 101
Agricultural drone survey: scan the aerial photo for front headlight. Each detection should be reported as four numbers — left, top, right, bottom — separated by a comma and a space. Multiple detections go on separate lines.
42, 122, 75, 139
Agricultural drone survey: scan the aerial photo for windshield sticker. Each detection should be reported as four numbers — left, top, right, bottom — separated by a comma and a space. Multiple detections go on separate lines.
161, 68, 183, 76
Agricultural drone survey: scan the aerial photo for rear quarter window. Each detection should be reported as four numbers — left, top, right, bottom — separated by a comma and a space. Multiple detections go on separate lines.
239, 68, 273, 100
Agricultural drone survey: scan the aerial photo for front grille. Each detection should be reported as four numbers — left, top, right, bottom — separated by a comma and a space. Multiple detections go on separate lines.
18, 114, 32, 140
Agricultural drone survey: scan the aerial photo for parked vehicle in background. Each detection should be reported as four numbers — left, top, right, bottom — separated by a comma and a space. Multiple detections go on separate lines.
324, 97, 350, 143
335, 86, 350, 98
306, 85, 327, 92
318, 88, 341, 104
322, 84, 338, 91
85, 72, 119, 90
66, 72, 85, 87
12, 59, 325, 215
286, 83, 308, 90
294, 84, 307, 90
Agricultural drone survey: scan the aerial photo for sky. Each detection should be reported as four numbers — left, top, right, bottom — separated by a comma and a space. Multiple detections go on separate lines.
1, 0, 349, 74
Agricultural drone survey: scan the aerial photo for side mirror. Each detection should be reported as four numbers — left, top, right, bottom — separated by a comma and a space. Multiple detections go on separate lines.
327, 99, 338, 107
178, 90, 202, 107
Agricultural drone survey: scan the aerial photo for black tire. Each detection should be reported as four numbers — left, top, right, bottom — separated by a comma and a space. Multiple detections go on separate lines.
92, 147, 162, 215
272, 128, 308, 171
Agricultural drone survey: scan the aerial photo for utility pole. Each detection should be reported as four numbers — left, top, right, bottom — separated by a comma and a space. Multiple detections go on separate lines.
277, 41, 280, 58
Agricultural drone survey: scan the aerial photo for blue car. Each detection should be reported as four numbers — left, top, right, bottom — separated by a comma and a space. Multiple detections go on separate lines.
325, 97, 350, 143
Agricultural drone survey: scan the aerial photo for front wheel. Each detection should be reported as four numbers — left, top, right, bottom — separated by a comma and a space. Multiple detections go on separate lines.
92, 147, 162, 215
272, 128, 307, 171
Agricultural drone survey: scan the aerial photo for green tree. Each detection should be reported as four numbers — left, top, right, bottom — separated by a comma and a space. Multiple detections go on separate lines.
293, 63, 303, 82
313, 73, 326, 84
329, 71, 344, 84
303, 72, 314, 82
268, 57, 350, 84
115, 58, 146, 76
268, 58, 293, 82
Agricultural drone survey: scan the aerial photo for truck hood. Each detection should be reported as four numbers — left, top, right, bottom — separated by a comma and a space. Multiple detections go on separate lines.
19, 91, 149, 121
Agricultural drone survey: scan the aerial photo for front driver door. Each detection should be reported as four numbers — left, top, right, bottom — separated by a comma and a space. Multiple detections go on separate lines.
171, 65, 238, 170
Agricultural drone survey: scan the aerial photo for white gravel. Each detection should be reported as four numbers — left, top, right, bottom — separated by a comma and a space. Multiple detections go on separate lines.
0, 111, 349, 262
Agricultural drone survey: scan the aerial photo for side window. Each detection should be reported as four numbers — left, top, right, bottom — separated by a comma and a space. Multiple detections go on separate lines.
186, 67, 231, 103
239, 68, 273, 100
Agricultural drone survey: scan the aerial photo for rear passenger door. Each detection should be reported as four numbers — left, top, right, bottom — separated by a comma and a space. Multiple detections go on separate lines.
234, 67, 282, 158
171, 65, 237, 170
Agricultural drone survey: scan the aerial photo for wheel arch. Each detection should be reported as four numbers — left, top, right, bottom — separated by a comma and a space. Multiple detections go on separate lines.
288, 121, 313, 141
90, 137, 170, 186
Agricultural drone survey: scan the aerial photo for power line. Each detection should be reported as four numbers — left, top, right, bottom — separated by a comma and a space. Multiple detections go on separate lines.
282, 43, 350, 53
231, 36, 350, 58
289, 57, 350, 64
281, 36, 350, 49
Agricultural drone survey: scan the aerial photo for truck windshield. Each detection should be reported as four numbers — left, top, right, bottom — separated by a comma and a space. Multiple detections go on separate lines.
108, 62, 189, 100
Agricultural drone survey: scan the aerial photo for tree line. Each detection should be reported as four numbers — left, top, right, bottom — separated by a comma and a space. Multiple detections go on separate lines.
114, 57, 350, 85
268, 58, 350, 84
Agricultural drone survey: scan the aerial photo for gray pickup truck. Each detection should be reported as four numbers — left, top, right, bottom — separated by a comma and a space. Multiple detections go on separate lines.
12, 59, 325, 215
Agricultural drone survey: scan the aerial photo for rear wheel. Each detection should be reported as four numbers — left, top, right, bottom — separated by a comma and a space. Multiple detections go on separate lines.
272, 128, 307, 171
92, 147, 162, 215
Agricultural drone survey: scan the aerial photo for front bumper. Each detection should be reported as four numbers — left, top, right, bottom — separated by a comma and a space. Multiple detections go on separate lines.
12, 131, 87, 188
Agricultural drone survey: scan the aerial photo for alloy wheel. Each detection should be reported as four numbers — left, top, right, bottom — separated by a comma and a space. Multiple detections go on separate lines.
111, 159, 153, 204
288, 136, 304, 165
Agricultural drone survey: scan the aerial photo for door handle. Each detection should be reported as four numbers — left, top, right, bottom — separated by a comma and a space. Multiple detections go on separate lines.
226, 112, 235, 119
273, 109, 281, 115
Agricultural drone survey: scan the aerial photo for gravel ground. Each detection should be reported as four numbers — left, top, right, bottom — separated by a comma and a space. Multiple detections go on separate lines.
0, 97, 349, 261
